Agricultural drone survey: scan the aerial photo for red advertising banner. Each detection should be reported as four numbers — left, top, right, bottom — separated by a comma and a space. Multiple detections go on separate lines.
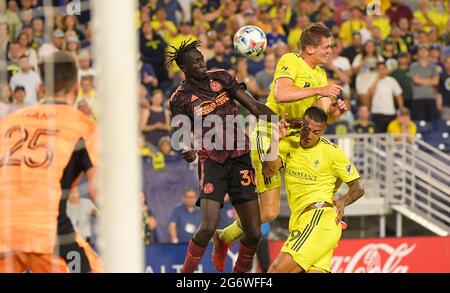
269, 236, 450, 273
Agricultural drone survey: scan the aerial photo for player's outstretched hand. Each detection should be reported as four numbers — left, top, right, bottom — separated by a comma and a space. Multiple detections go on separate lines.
182, 150, 197, 163
286, 117, 305, 129
329, 98, 347, 118
319, 83, 343, 98
333, 197, 345, 225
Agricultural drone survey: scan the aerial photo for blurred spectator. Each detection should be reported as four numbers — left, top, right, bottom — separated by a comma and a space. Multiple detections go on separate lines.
151, 7, 177, 43
255, 53, 276, 104
312, 2, 336, 30
354, 40, 384, 105
368, 62, 404, 133
8, 85, 30, 113
9, 54, 41, 104
0, 0, 21, 39
65, 35, 80, 59
140, 89, 171, 151
78, 49, 95, 80
234, 58, 267, 101
386, 0, 413, 26
398, 17, 415, 51
54, 13, 65, 32
391, 52, 413, 109
80, 22, 93, 49
287, 14, 309, 51
31, 18, 45, 49
266, 18, 287, 48
438, 56, 450, 120
16, 31, 38, 70
326, 40, 352, 98
246, 51, 265, 76
429, 45, 445, 72
76, 75, 99, 120
139, 84, 150, 110
138, 55, 158, 97
390, 24, 410, 55
158, 0, 183, 25
413, 0, 439, 33
387, 108, 417, 141
197, 34, 214, 61
339, 5, 365, 47
382, 39, 399, 70
168, 187, 200, 244
273, 41, 289, 61
66, 187, 97, 245
139, 22, 170, 92
341, 31, 362, 65
62, 15, 86, 43
0, 83, 12, 119
0, 21, 9, 54
410, 45, 440, 121
255, 6, 271, 33
207, 40, 232, 71
167, 21, 198, 74
352, 105, 376, 134
141, 192, 157, 245
38, 29, 64, 59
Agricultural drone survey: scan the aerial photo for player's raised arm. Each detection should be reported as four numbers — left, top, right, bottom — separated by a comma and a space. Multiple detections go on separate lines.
274, 77, 343, 103
232, 87, 277, 118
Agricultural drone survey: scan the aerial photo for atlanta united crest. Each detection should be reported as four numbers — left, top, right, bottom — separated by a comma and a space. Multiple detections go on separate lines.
210, 80, 222, 92
203, 183, 215, 194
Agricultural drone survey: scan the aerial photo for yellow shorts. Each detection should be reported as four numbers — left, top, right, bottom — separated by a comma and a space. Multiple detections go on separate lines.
281, 207, 342, 272
250, 122, 298, 194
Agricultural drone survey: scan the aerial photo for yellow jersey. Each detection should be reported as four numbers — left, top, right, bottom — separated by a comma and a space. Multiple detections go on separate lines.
387, 119, 417, 137
279, 137, 360, 231
265, 53, 328, 120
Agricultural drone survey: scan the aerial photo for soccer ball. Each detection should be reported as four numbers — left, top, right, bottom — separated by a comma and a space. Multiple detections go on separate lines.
233, 25, 267, 58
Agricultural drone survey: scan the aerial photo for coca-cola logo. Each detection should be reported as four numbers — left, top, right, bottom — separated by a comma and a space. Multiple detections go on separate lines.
331, 243, 416, 273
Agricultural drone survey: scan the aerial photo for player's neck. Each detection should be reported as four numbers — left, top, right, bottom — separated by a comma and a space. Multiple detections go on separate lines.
300, 52, 318, 69
44, 94, 74, 105
185, 75, 207, 87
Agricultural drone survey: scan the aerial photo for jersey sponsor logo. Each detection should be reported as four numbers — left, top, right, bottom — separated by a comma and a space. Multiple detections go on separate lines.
304, 82, 311, 88
346, 164, 352, 174
286, 167, 317, 181
281, 66, 289, 71
203, 183, 214, 194
313, 159, 320, 169
193, 92, 230, 116
209, 80, 223, 92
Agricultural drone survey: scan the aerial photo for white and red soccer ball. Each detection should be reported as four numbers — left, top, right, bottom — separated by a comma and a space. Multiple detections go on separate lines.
233, 25, 267, 58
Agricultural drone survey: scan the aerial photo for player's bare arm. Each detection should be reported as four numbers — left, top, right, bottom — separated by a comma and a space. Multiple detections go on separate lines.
333, 179, 365, 224
273, 77, 343, 103
233, 87, 277, 118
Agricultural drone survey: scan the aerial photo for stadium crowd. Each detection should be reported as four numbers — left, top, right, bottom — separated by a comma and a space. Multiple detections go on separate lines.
0, 0, 449, 245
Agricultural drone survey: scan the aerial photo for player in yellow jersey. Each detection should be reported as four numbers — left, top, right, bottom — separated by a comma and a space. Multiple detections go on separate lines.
212, 24, 347, 271
266, 106, 364, 272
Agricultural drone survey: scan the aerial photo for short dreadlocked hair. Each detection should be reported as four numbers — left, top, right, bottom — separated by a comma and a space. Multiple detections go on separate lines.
167, 39, 201, 68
